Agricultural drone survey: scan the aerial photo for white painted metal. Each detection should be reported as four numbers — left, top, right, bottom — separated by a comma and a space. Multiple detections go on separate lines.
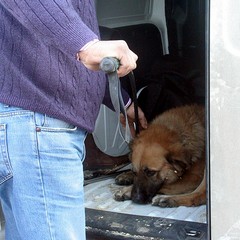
210, 0, 240, 239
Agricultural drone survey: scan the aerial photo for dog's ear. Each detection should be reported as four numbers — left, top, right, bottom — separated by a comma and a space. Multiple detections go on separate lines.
128, 138, 144, 171
166, 154, 188, 175
168, 142, 193, 167
128, 137, 142, 161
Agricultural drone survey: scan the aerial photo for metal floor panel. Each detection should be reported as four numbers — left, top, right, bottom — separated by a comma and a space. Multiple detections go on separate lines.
84, 178, 207, 224
0, 178, 206, 239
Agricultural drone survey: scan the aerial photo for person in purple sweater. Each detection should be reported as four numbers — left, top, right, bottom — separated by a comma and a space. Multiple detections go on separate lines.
0, 1, 147, 239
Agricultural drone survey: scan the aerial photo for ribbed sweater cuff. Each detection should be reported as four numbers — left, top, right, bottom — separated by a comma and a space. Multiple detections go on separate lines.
54, 18, 99, 57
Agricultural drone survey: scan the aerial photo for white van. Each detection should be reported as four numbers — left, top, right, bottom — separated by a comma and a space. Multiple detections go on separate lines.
83, 0, 240, 239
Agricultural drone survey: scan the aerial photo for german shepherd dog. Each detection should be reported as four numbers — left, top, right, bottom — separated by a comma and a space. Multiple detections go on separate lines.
114, 104, 206, 207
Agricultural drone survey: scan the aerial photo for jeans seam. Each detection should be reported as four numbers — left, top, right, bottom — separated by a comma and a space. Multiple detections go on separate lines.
34, 128, 55, 240
0, 124, 13, 184
0, 110, 31, 117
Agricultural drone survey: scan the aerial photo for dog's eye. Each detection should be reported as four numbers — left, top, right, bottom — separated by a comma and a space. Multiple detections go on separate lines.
144, 168, 156, 177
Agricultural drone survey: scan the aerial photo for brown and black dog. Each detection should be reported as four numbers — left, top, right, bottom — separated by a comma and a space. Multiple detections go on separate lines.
114, 104, 206, 207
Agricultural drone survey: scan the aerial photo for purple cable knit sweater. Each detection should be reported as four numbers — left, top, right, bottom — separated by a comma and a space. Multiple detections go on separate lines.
0, 0, 129, 132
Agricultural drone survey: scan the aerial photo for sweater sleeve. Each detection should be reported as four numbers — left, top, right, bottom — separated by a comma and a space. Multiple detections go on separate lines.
0, 0, 98, 57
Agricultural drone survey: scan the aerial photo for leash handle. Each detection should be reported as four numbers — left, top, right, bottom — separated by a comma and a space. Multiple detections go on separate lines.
99, 57, 120, 73
100, 57, 132, 143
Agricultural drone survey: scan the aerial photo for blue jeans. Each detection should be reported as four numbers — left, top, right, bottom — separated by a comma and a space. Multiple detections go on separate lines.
0, 103, 87, 240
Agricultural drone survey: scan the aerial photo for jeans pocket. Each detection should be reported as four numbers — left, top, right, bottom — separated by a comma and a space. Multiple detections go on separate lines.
0, 124, 13, 184
34, 113, 78, 132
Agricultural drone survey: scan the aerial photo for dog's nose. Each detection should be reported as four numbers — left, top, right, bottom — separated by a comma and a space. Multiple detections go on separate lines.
131, 187, 151, 204
132, 195, 150, 204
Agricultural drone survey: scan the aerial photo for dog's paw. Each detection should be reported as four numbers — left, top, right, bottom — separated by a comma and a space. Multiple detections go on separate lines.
114, 186, 132, 201
115, 171, 134, 186
152, 195, 178, 208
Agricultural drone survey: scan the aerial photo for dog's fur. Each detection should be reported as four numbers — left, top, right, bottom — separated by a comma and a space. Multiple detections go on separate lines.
114, 104, 206, 207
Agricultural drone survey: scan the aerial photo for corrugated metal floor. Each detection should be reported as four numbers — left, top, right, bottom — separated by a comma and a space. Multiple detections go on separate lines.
84, 178, 207, 224
0, 175, 206, 239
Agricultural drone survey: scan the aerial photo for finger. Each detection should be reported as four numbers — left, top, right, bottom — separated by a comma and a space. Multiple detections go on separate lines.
120, 114, 126, 127
139, 116, 148, 129
129, 124, 136, 137
137, 108, 148, 129
117, 53, 138, 77
117, 63, 136, 77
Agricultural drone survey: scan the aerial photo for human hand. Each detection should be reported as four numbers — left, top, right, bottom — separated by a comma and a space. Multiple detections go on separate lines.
120, 103, 148, 137
78, 40, 138, 77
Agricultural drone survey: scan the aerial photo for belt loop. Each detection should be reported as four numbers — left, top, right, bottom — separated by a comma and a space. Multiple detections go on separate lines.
43, 114, 47, 127
34, 112, 46, 128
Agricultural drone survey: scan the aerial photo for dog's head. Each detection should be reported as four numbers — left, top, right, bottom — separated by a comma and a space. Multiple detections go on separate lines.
129, 134, 189, 204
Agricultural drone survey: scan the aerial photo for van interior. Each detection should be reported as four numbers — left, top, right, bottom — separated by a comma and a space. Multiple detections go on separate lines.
84, 0, 208, 239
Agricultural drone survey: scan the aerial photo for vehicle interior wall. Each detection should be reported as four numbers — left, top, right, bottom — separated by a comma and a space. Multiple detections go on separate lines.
84, 0, 207, 239
84, 0, 207, 171
85, 0, 206, 167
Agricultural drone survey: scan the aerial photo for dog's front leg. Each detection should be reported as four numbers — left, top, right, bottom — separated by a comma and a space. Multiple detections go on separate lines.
152, 191, 206, 207
152, 171, 206, 207
114, 185, 133, 201
115, 170, 134, 186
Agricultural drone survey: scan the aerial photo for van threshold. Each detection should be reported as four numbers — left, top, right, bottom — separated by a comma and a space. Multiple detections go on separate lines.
86, 208, 207, 239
